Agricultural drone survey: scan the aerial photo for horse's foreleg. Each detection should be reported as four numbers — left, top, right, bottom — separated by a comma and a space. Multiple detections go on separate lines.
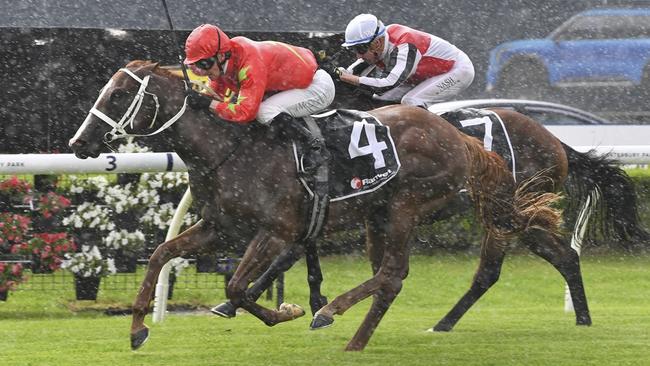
212, 241, 302, 318
344, 252, 409, 351
433, 232, 506, 332
312, 202, 415, 351
522, 228, 591, 326
226, 233, 303, 326
246, 243, 303, 302
238, 237, 327, 316
131, 220, 216, 350
305, 240, 328, 315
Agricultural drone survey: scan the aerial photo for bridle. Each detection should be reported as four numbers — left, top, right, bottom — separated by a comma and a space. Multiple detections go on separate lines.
88, 67, 188, 149
83, 65, 243, 171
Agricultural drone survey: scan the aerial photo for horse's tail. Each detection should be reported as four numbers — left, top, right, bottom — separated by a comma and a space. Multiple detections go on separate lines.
562, 142, 650, 246
462, 135, 563, 240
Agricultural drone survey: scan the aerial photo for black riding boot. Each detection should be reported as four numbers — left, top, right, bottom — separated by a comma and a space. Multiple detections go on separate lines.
273, 112, 330, 175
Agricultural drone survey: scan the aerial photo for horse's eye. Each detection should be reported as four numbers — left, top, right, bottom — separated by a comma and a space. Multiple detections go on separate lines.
111, 89, 130, 100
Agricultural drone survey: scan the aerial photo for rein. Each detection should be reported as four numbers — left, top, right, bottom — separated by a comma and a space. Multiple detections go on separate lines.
88, 67, 189, 145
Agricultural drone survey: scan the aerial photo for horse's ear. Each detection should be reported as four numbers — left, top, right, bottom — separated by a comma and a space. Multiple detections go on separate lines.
142, 62, 160, 72
131, 62, 160, 77
126, 60, 147, 68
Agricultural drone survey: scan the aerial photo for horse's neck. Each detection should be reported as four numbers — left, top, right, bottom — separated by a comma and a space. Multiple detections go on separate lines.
152, 74, 292, 193
170, 111, 244, 173
146, 73, 240, 173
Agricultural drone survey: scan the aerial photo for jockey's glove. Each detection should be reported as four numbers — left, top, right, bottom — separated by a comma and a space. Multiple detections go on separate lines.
186, 89, 213, 110
321, 63, 342, 81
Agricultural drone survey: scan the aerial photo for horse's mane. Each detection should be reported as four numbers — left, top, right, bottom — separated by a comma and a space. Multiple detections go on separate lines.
125, 60, 183, 81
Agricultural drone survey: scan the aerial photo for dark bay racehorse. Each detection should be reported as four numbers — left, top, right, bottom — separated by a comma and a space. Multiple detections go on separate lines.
69, 60, 562, 351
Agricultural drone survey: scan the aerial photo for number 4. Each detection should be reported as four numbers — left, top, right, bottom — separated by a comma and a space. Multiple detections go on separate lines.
348, 119, 388, 169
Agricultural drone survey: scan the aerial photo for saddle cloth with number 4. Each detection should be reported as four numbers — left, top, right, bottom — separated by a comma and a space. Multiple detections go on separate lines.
294, 109, 401, 202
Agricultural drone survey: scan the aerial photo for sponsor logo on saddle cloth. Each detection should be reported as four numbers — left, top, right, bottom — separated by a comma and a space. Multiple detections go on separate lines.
439, 108, 517, 181
296, 109, 401, 201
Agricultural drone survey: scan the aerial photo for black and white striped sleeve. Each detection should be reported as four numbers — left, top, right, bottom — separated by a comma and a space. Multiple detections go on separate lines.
358, 43, 419, 94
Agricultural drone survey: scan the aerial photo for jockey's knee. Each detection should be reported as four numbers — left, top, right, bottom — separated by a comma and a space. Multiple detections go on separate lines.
256, 106, 284, 126
400, 96, 428, 108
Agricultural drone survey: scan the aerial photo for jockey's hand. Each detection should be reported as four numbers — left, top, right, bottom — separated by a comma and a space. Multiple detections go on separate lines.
186, 89, 213, 110
334, 67, 348, 77
321, 63, 342, 81
337, 68, 360, 86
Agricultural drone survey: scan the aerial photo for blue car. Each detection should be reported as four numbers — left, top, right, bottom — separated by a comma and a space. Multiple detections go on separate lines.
486, 8, 650, 99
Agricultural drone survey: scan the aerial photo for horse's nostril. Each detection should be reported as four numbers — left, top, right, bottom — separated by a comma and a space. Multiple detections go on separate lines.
70, 139, 87, 150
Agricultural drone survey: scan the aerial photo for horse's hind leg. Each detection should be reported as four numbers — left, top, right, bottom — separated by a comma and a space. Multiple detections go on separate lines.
131, 220, 218, 350
520, 228, 591, 326
433, 232, 506, 332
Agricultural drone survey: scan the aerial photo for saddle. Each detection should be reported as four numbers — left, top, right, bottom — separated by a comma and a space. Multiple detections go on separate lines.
293, 109, 400, 201
292, 109, 401, 239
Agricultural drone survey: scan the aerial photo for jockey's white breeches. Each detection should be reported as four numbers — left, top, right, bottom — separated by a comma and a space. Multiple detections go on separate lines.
256, 69, 336, 124
373, 50, 475, 107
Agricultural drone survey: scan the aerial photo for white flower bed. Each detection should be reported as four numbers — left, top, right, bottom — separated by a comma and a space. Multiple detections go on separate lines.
62, 245, 117, 278
68, 175, 110, 195
103, 229, 146, 252
140, 202, 198, 231
62, 202, 115, 231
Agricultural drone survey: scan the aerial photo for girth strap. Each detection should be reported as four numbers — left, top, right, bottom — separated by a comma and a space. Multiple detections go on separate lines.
301, 116, 329, 241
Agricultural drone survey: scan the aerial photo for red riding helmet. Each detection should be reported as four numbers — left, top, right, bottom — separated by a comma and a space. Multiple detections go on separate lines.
184, 24, 232, 64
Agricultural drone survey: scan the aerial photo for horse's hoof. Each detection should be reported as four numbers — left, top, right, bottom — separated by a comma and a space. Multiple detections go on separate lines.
431, 322, 453, 332
131, 327, 149, 350
211, 302, 237, 318
279, 302, 305, 320
344, 343, 365, 352
310, 296, 329, 315
310, 313, 334, 330
576, 316, 592, 326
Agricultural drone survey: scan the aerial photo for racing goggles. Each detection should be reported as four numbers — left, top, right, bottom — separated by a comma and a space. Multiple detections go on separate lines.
351, 42, 372, 54
193, 56, 217, 70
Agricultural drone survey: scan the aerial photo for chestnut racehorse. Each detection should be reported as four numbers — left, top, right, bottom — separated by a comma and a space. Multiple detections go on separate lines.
215, 80, 648, 339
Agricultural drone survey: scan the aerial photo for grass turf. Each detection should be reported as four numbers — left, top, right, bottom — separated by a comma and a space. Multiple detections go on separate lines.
1, 253, 649, 365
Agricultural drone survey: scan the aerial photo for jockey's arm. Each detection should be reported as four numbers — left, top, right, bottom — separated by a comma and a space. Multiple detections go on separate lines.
211, 64, 266, 124
343, 43, 419, 95
346, 59, 375, 76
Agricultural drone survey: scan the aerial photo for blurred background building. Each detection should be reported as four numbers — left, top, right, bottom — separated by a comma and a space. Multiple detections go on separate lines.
0, 0, 646, 153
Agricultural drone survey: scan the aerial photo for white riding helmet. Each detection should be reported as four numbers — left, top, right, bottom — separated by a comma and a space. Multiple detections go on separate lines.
341, 14, 386, 47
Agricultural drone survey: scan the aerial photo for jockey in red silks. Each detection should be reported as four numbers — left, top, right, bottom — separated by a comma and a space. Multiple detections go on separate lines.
183, 24, 335, 172
335, 14, 475, 108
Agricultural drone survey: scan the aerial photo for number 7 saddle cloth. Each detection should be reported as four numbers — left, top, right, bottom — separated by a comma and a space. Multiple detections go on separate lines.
439, 108, 517, 182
